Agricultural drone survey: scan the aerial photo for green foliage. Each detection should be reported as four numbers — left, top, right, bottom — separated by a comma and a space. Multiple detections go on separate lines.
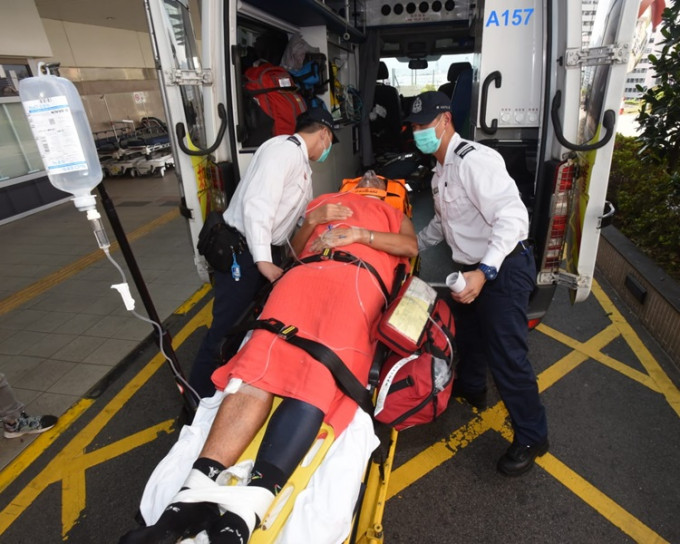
636, 4, 680, 172
608, 134, 680, 280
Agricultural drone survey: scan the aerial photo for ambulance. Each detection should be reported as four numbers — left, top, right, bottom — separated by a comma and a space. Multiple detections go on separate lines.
143, 0, 663, 325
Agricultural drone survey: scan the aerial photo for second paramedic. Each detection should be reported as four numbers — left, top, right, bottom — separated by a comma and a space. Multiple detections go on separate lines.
189, 107, 350, 398
407, 91, 549, 477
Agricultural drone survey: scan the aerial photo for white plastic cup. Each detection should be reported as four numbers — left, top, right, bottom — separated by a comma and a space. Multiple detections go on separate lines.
446, 271, 467, 293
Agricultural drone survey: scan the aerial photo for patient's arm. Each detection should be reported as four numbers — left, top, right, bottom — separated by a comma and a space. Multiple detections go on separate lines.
310, 216, 418, 257
290, 203, 353, 257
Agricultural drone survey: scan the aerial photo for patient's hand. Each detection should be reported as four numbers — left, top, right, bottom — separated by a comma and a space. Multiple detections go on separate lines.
310, 227, 361, 252
306, 203, 353, 227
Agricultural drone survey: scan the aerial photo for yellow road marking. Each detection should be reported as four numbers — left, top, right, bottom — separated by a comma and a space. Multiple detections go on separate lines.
0, 299, 213, 537
591, 282, 680, 417
174, 283, 212, 315
389, 279, 678, 543
0, 398, 93, 495
1, 275, 677, 542
538, 323, 661, 392
0, 208, 180, 316
534, 452, 669, 543
388, 324, 615, 498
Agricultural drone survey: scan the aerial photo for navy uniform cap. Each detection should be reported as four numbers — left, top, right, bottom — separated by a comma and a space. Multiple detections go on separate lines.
296, 107, 340, 143
405, 91, 451, 125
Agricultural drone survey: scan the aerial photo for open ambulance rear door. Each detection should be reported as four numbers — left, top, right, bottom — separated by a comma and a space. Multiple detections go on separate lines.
541, 0, 653, 304
145, 0, 234, 282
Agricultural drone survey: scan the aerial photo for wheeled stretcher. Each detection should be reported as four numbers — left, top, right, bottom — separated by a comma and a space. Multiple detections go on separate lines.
137, 178, 432, 543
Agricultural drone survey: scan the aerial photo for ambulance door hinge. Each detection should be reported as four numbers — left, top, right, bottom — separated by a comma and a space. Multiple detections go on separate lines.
164, 69, 213, 86
565, 44, 630, 67
537, 270, 589, 290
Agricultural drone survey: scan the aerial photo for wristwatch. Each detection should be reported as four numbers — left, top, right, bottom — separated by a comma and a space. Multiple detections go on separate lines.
478, 263, 498, 281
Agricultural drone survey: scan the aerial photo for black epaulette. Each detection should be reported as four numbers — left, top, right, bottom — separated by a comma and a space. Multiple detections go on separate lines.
454, 141, 476, 159
287, 136, 301, 146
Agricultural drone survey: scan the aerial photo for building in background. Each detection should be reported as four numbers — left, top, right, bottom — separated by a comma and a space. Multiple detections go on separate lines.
582, 0, 666, 100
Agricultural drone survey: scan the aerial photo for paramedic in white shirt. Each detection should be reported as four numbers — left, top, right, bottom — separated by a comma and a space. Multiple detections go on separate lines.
189, 108, 352, 398
407, 91, 548, 477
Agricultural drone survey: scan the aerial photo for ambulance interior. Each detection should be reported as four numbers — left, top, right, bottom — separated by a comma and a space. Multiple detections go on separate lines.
232, 0, 550, 317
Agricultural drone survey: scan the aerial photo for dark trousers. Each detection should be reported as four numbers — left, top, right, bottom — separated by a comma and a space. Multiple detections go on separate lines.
189, 248, 266, 398
452, 249, 548, 446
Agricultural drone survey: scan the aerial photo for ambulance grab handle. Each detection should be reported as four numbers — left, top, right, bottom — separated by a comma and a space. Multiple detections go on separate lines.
480, 70, 502, 134
550, 90, 615, 152
175, 103, 227, 157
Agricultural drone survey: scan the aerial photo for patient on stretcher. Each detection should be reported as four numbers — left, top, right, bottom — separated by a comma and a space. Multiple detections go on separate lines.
119, 174, 418, 544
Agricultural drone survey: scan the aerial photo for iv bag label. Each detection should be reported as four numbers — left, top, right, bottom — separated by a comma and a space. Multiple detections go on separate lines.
23, 96, 87, 175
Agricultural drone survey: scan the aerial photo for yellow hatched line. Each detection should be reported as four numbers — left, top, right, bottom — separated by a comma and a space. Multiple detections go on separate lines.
389, 280, 676, 543
387, 324, 615, 498
0, 299, 213, 537
0, 398, 94, 495
537, 323, 661, 392
0, 208, 179, 316
591, 281, 680, 418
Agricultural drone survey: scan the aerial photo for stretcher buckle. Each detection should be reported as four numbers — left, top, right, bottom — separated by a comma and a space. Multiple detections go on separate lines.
320, 248, 334, 260
262, 318, 298, 339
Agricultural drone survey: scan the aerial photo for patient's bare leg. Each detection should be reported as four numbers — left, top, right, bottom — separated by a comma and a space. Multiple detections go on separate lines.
119, 386, 273, 544
200, 385, 273, 466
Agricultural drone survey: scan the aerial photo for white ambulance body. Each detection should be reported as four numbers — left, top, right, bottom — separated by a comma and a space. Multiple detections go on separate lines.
144, 0, 660, 325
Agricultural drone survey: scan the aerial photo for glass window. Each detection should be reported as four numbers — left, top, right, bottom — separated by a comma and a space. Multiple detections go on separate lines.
0, 63, 30, 97
381, 53, 474, 97
0, 100, 45, 182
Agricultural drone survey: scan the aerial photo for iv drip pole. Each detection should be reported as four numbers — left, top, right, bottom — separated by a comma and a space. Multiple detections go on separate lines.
97, 182, 199, 413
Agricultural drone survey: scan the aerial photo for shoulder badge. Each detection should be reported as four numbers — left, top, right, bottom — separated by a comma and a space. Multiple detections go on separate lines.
454, 141, 476, 159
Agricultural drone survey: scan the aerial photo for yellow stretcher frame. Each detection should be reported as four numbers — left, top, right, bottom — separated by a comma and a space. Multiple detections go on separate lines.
232, 397, 398, 544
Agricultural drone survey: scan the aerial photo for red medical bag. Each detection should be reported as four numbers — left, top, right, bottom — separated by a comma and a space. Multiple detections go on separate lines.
244, 63, 307, 136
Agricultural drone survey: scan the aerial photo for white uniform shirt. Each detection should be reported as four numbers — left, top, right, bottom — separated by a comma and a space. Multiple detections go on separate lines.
417, 132, 528, 270
224, 134, 313, 263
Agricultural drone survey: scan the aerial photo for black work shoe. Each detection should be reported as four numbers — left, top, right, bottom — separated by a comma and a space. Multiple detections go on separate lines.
451, 382, 487, 410
497, 438, 549, 477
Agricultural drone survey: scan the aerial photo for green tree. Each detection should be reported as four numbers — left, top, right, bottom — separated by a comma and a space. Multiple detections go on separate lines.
636, 3, 680, 172
608, 134, 680, 280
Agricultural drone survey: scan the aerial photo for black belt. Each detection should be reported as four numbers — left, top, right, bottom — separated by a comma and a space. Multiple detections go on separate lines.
455, 240, 531, 272
507, 239, 532, 258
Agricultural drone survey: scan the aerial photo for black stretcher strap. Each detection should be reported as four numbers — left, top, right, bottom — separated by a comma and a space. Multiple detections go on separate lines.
234, 318, 375, 415
294, 249, 390, 302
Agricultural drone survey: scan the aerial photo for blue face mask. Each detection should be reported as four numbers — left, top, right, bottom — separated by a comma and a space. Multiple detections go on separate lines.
413, 117, 443, 154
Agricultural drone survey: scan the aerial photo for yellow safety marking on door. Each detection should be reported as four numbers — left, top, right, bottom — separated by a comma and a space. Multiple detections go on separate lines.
0, 208, 180, 316
389, 279, 679, 543
0, 298, 214, 538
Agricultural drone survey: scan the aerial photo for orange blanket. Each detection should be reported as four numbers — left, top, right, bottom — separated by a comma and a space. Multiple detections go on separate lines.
212, 192, 407, 433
